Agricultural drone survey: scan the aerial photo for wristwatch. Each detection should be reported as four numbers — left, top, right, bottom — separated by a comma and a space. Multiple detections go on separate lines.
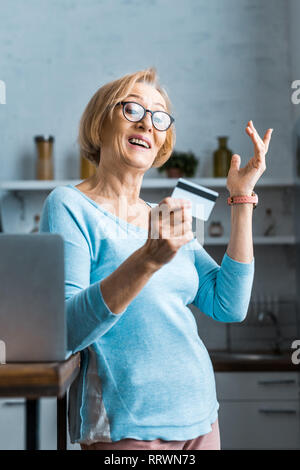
227, 191, 258, 209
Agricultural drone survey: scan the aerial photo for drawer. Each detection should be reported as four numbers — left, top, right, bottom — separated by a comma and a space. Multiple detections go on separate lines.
215, 372, 300, 400
0, 398, 25, 450
218, 401, 300, 449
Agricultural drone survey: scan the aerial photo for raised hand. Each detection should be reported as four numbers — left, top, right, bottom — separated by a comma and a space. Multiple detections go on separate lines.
226, 121, 273, 196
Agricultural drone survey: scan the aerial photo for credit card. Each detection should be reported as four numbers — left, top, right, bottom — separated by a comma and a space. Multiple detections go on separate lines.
171, 178, 219, 221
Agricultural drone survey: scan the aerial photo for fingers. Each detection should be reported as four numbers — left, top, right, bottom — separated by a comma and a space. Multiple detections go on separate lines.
247, 128, 264, 162
247, 121, 273, 146
169, 208, 191, 224
249, 120, 256, 133
161, 198, 191, 212
263, 128, 273, 153
171, 219, 193, 238
157, 198, 191, 222
246, 121, 273, 157
151, 198, 193, 239
246, 124, 260, 145
163, 204, 192, 236
247, 121, 262, 144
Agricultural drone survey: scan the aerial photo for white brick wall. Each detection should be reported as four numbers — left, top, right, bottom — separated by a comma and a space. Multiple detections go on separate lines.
0, 0, 294, 180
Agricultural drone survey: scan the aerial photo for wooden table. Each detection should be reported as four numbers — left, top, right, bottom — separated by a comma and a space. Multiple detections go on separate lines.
0, 353, 80, 450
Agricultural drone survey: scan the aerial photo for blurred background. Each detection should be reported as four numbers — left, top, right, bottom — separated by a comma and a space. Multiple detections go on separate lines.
0, 0, 300, 451
0, 0, 298, 180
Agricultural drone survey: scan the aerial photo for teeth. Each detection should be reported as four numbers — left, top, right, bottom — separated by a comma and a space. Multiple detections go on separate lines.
129, 138, 150, 149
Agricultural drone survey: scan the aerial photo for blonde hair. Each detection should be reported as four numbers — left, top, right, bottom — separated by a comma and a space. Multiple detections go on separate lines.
78, 67, 175, 168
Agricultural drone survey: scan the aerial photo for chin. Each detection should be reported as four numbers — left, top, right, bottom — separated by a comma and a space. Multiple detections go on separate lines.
124, 152, 153, 168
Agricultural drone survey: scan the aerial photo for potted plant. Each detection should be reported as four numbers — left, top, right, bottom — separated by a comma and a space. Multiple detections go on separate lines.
157, 150, 199, 178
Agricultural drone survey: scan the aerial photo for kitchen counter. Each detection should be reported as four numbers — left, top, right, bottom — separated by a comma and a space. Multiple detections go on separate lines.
209, 350, 300, 372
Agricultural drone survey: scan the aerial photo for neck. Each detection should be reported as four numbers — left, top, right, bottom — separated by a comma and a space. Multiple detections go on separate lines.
87, 161, 145, 205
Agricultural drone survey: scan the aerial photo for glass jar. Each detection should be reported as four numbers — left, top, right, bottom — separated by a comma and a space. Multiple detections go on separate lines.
80, 155, 96, 179
209, 221, 224, 237
35, 135, 54, 180
213, 136, 232, 177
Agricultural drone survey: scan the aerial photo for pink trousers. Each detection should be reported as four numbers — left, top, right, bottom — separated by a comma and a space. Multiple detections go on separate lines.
81, 418, 220, 451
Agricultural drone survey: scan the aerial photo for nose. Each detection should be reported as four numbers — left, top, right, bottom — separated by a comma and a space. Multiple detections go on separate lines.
137, 110, 153, 132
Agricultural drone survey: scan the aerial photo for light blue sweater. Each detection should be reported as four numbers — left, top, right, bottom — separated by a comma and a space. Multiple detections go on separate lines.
39, 184, 254, 444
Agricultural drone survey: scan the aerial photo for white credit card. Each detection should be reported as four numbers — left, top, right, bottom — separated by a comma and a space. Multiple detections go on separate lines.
171, 178, 219, 221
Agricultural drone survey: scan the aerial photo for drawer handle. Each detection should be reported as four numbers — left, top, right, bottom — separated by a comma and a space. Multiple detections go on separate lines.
257, 380, 296, 385
2, 401, 25, 407
259, 409, 297, 415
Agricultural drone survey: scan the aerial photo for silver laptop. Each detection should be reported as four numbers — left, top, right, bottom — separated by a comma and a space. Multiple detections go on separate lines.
0, 233, 70, 362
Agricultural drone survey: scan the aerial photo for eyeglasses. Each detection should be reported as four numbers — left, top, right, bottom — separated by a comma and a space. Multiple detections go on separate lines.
117, 101, 174, 131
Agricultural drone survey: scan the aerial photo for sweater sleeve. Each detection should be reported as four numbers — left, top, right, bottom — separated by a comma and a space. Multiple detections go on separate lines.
39, 189, 126, 353
190, 239, 254, 323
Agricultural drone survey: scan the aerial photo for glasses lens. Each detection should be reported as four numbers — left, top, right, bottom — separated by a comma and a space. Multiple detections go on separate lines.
123, 102, 144, 122
152, 111, 171, 131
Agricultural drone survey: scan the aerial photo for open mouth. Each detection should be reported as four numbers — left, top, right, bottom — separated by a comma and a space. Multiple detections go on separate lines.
127, 137, 151, 150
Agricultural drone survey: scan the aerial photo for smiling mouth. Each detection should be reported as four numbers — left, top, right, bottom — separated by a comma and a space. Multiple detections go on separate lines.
127, 139, 151, 150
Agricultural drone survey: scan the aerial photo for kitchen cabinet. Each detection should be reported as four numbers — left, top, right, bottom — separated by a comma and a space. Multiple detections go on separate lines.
215, 372, 300, 449
2, 372, 300, 450
0, 398, 80, 450
0, 398, 24, 450
0, 398, 56, 450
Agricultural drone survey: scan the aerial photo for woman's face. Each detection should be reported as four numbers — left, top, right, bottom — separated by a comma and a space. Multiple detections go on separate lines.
101, 82, 168, 171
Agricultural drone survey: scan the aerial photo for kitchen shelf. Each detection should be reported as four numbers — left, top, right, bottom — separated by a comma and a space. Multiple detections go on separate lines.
203, 236, 296, 245
0, 177, 295, 191
0, 180, 296, 245
0, 180, 82, 191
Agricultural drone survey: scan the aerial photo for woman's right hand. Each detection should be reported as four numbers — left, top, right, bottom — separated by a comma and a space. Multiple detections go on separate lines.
143, 197, 194, 270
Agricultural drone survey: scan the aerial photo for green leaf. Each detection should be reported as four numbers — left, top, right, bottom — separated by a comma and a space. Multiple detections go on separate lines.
157, 150, 199, 177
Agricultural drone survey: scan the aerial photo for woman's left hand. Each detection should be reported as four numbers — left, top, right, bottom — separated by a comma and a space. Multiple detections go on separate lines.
226, 120, 273, 196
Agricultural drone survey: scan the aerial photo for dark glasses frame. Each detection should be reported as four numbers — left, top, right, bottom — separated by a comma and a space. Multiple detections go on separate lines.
116, 101, 175, 131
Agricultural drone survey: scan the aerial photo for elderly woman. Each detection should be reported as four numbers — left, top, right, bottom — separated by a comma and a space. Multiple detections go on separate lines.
40, 67, 272, 451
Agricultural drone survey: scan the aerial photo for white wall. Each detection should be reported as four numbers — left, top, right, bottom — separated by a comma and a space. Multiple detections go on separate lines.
0, 0, 294, 180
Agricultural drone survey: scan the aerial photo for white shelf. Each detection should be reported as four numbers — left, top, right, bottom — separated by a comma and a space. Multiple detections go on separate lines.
0, 177, 295, 191
0, 180, 82, 190
0, 178, 221, 191
203, 236, 296, 245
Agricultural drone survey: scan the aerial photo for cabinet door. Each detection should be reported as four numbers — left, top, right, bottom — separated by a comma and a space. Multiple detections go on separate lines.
40, 398, 80, 450
0, 398, 25, 450
215, 372, 299, 400
0, 398, 57, 450
40, 398, 57, 450
218, 401, 300, 449
0, 397, 81, 450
